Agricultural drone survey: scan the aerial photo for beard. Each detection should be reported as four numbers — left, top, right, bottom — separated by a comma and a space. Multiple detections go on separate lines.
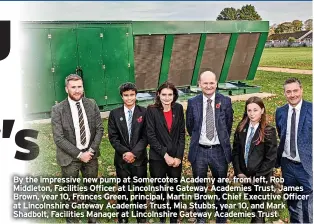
68, 92, 83, 101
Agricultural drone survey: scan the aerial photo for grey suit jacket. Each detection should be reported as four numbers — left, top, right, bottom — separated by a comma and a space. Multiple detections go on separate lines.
51, 97, 104, 167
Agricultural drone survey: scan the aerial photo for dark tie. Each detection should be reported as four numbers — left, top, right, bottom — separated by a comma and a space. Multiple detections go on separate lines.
76, 102, 86, 145
206, 98, 214, 140
290, 108, 296, 158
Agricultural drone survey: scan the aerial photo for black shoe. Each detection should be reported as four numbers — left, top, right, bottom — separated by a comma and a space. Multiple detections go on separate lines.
196, 218, 206, 224
170, 218, 177, 223
117, 218, 128, 223
88, 217, 99, 223
137, 218, 147, 223
66, 217, 80, 223
254, 217, 265, 223
160, 217, 166, 223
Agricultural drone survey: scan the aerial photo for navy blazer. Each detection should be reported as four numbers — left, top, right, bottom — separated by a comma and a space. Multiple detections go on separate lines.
186, 93, 233, 164
275, 100, 312, 176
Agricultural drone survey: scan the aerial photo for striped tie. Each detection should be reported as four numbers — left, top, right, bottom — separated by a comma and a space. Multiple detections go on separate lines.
76, 102, 86, 146
128, 110, 132, 142
206, 99, 214, 140
244, 127, 255, 166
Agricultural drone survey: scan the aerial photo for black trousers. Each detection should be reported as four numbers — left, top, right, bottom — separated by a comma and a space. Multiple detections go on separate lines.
116, 163, 147, 220
243, 174, 272, 224
149, 159, 182, 220
61, 158, 99, 219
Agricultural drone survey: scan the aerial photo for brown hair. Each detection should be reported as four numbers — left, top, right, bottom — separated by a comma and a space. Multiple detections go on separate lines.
65, 74, 83, 87
283, 77, 302, 89
237, 96, 267, 143
149, 81, 178, 110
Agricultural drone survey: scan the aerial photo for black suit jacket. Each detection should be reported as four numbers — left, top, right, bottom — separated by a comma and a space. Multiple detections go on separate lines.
232, 124, 277, 177
146, 103, 185, 161
108, 105, 148, 167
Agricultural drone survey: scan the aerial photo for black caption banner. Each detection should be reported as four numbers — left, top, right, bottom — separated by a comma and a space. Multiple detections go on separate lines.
0, 20, 10, 61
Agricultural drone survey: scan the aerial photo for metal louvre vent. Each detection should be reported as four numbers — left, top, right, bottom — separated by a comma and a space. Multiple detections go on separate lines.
199, 34, 230, 81
168, 34, 201, 86
227, 33, 260, 81
134, 35, 165, 90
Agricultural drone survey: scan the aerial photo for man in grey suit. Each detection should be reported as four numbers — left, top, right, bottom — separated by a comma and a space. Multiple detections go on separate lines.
51, 74, 104, 223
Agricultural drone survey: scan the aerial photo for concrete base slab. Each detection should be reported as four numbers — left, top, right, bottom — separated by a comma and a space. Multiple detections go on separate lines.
25, 92, 276, 124
179, 92, 276, 110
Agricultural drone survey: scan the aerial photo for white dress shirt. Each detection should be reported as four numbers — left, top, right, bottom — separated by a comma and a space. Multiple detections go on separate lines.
282, 100, 302, 162
68, 97, 91, 150
199, 93, 220, 146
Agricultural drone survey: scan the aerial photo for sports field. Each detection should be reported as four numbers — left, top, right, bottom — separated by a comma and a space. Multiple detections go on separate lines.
259, 47, 312, 70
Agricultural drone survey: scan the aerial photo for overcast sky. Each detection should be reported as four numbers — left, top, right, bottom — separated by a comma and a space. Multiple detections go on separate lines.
20, 1, 312, 25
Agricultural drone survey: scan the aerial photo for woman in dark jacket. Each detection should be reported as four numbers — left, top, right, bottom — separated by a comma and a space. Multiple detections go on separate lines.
146, 81, 185, 223
232, 96, 277, 223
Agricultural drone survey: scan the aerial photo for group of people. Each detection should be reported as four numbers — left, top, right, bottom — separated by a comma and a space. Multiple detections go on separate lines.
51, 71, 312, 224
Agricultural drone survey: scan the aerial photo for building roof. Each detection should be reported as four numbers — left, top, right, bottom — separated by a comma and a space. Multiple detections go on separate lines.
268, 30, 312, 41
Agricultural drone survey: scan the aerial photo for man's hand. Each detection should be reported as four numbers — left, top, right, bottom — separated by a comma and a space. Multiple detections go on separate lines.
237, 173, 251, 184
123, 152, 135, 163
164, 153, 175, 166
79, 151, 94, 163
237, 173, 247, 178
172, 158, 181, 167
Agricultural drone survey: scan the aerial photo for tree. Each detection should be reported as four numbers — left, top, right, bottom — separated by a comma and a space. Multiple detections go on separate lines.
275, 22, 294, 34
238, 4, 262, 20
269, 24, 277, 36
292, 20, 303, 31
216, 4, 262, 21
217, 7, 238, 20
304, 19, 313, 31
288, 37, 296, 43
288, 37, 296, 47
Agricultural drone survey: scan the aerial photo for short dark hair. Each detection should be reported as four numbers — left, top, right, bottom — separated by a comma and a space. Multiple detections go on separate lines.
119, 82, 137, 96
65, 74, 83, 86
284, 77, 302, 89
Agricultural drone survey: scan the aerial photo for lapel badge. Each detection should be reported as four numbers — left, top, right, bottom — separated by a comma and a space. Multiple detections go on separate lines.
120, 117, 123, 121
137, 116, 143, 123
216, 102, 221, 109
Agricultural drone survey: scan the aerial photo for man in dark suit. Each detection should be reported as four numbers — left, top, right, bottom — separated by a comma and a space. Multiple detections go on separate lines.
186, 71, 233, 223
51, 74, 104, 223
276, 77, 312, 223
108, 82, 148, 224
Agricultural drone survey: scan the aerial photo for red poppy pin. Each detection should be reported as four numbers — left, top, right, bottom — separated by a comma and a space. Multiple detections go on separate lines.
216, 102, 221, 109
137, 116, 143, 123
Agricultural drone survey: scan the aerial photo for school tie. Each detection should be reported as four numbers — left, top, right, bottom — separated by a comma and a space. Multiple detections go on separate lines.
290, 108, 296, 158
127, 109, 132, 142
76, 102, 86, 145
206, 98, 214, 140
244, 127, 255, 166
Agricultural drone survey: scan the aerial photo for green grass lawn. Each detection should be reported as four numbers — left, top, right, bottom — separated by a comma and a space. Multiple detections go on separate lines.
259, 47, 312, 70
26, 71, 312, 223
